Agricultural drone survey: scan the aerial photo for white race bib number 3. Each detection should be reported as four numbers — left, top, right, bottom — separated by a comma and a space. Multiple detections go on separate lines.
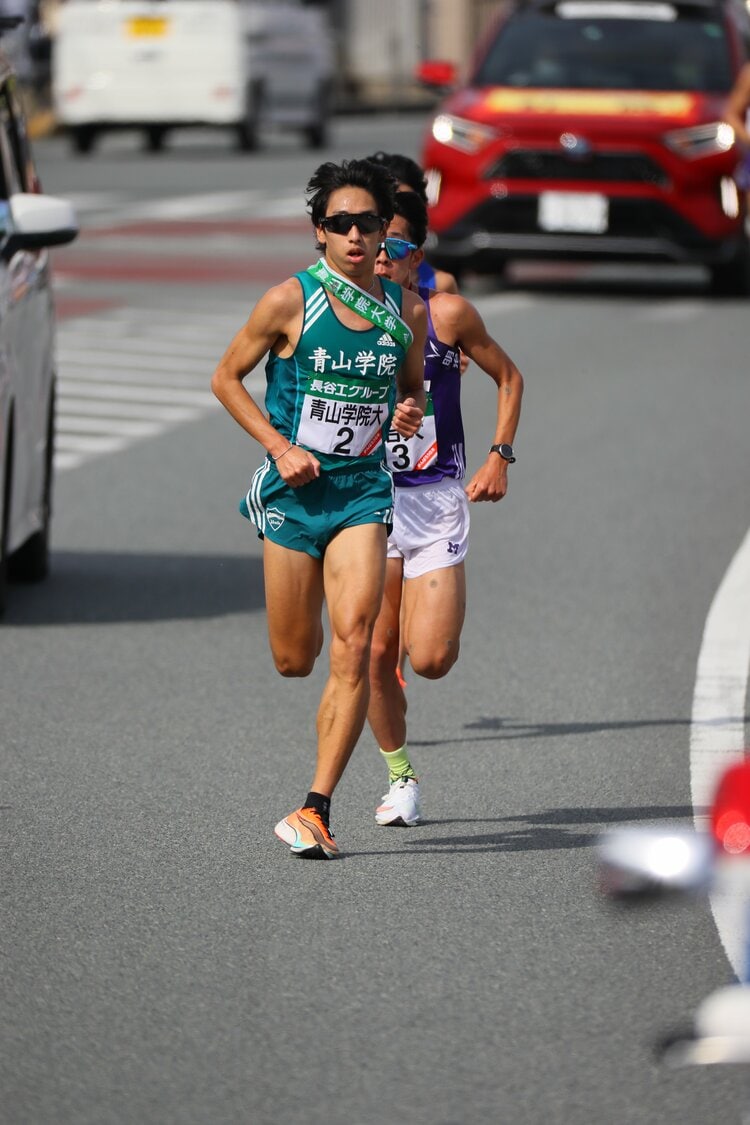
386, 398, 437, 472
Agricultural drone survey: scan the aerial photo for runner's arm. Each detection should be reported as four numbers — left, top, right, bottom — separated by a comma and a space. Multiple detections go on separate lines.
457, 300, 524, 503
392, 288, 427, 438
211, 281, 321, 485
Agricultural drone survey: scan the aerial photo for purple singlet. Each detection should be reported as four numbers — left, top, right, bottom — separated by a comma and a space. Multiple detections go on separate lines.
394, 287, 465, 488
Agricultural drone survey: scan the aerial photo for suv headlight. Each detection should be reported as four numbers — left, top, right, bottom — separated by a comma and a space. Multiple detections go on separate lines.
663, 122, 735, 158
431, 114, 498, 154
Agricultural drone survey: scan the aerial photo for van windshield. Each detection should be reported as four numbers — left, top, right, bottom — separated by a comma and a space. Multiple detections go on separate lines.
473, 10, 733, 93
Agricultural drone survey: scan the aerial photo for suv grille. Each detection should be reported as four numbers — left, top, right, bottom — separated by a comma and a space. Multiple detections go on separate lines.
486, 151, 669, 187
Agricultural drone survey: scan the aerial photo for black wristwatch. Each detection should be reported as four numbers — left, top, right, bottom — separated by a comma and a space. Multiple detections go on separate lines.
490, 443, 516, 463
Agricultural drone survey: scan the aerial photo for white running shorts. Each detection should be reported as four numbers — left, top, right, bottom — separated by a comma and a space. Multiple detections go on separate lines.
387, 479, 470, 579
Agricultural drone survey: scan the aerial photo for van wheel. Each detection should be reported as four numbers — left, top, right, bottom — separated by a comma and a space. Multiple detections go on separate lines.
71, 126, 97, 155
144, 126, 167, 153
8, 389, 54, 584
236, 84, 262, 152
305, 84, 331, 149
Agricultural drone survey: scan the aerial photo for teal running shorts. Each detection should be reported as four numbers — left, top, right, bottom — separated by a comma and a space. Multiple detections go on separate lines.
240, 458, 394, 558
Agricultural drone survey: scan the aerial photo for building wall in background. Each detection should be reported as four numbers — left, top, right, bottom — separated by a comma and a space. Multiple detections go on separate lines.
335, 0, 509, 106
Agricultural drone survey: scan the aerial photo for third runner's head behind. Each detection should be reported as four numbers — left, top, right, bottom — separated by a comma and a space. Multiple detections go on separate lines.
366, 150, 459, 294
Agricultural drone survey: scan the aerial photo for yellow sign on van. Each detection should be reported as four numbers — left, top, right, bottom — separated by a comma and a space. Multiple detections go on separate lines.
126, 16, 169, 37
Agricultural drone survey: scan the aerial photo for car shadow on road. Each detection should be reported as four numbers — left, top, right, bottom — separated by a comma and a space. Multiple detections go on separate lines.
346, 804, 703, 858
4, 549, 264, 625
463, 263, 717, 301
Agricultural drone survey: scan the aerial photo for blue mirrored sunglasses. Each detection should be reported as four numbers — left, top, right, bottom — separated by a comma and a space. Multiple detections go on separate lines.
378, 237, 418, 261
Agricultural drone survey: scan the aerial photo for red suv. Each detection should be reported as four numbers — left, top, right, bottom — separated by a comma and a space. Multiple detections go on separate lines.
419, 0, 750, 293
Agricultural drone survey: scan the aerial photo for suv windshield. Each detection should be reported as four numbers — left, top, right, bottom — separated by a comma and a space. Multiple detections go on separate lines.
473, 6, 733, 93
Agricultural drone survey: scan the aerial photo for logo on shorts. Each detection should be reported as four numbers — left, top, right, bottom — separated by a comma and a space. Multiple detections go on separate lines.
266, 507, 286, 531
377, 332, 396, 347
447, 541, 460, 555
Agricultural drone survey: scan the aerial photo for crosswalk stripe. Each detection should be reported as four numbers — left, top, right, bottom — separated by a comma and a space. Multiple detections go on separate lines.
60, 380, 216, 406
58, 336, 224, 359
56, 434, 133, 455
57, 414, 167, 437
57, 397, 199, 422
54, 293, 264, 472
58, 352, 212, 379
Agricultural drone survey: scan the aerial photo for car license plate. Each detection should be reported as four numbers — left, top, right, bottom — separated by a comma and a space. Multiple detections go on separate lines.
538, 192, 608, 233
126, 16, 169, 37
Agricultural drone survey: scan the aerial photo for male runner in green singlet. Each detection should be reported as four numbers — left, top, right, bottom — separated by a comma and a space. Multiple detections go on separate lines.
211, 159, 426, 859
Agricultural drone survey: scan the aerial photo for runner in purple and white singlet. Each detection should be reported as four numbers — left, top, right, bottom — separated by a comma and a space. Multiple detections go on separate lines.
367, 190, 525, 828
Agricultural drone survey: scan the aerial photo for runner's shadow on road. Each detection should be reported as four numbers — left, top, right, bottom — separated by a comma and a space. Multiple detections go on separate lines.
4, 550, 264, 625
408, 713, 745, 746
346, 804, 703, 857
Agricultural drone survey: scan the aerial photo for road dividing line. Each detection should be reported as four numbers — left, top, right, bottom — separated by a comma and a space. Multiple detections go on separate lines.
691, 526, 750, 977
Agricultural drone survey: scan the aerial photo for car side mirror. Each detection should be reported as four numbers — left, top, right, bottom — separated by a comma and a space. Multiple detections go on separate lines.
416, 59, 457, 91
2, 192, 78, 260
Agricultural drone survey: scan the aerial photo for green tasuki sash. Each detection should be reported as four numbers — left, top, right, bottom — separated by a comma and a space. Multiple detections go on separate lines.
306, 258, 413, 352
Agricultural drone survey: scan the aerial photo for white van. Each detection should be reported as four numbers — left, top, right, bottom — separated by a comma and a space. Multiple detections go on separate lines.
52, 0, 336, 154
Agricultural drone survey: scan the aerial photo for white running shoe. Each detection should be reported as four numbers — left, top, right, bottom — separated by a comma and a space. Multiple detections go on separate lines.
375, 776, 421, 827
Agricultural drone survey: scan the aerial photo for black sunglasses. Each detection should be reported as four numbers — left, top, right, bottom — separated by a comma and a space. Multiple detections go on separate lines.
320, 212, 384, 235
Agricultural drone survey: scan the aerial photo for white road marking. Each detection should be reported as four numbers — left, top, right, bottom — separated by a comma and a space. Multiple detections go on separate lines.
71, 189, 301, 229
691, 526, 750, 977
60, 380, 216, 407
55, 299, 264, 472
639, 301, 708, 322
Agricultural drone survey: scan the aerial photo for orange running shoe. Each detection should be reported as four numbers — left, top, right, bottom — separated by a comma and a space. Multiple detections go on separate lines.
274, 807, 339, 859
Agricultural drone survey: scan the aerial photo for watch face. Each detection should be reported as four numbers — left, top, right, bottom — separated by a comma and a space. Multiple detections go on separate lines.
499, 444, 513, 458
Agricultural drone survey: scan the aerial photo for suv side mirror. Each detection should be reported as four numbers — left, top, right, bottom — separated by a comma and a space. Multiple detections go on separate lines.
416, 60, 457, 91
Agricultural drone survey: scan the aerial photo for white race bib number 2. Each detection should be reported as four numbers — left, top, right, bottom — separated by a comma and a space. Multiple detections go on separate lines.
296, 384, 389, 457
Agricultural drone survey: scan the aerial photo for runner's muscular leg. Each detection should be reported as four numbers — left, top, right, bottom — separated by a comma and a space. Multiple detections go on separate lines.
263, 538, 324, 677
368, 557, 407, 752
312, 522, 387, 795
402, 562, 466, 680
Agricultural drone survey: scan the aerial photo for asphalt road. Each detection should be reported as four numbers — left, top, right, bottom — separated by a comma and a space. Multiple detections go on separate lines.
2, 114, 750, 1125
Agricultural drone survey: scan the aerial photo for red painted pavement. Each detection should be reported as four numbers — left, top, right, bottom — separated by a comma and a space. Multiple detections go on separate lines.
54, 295, 120, 319
53, 255, 310, 284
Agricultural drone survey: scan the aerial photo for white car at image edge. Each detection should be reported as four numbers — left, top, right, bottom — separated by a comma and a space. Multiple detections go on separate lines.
0, 18, 78, 615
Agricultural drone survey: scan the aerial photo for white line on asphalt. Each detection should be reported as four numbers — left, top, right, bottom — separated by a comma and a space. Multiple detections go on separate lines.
58, 350, 213, 377
57, 414, 167, 438
81, 190, 264, 228
472, 293, 538, 314
639, 302, 708, 322
59, 380, 217, 406
56, 433, 132, 455
691, 526, 750, 977
58, 335, 222, 359
57, 398, 198, 422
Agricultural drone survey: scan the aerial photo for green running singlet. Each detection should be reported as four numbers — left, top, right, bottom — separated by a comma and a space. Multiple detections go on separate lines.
264, 267, 408, 473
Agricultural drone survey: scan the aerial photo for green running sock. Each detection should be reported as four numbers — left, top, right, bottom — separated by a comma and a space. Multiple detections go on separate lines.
380, 745, 417, 783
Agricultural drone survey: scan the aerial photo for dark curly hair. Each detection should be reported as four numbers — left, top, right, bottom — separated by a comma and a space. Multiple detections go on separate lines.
366, 151, 428, 204
306, 159, 397, 229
